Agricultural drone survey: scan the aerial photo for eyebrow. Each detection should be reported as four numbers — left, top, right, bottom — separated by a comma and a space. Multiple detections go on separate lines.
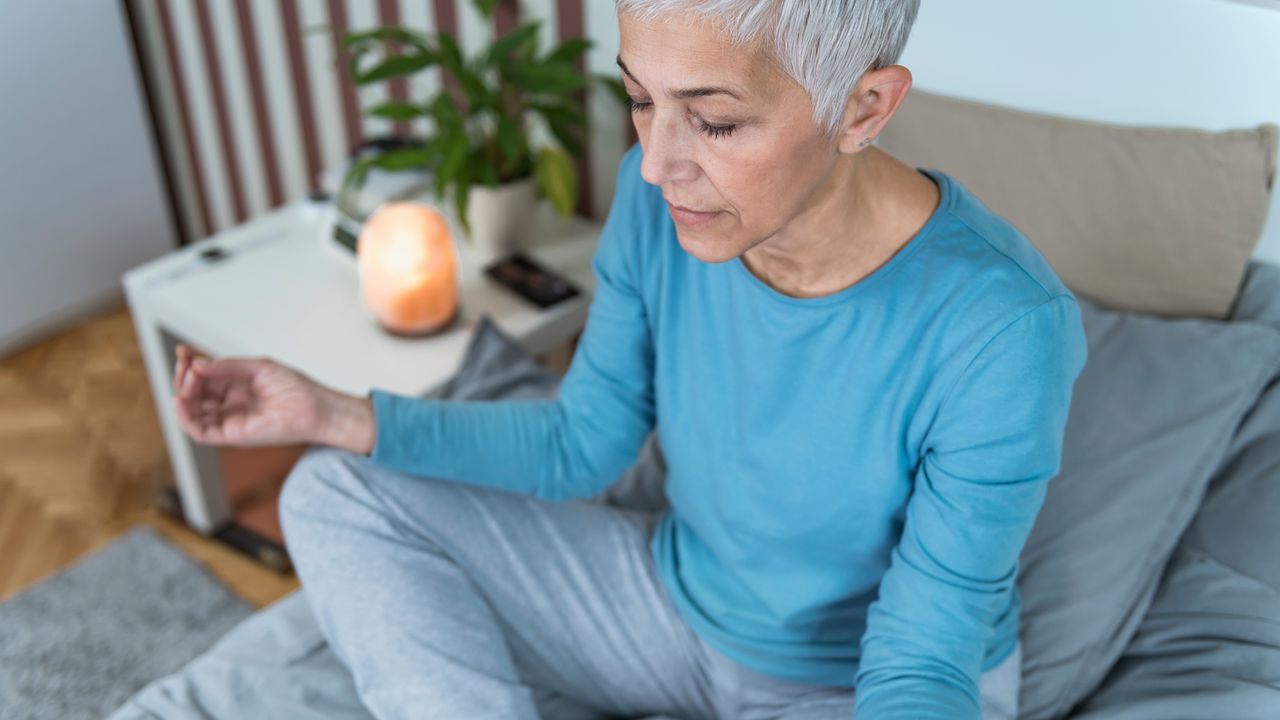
615, 55, 745, 101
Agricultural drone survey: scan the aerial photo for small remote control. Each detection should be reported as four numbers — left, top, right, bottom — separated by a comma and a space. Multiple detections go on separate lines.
483, 252, 582, 309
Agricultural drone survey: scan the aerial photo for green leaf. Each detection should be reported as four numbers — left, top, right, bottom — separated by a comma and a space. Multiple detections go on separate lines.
338, 155, 382, 220
462, 75, 497, 113
338, 144, 436, 219
434, 137, 469, 198
495, 115, 523, 166
340, 28, 435, 90
471, 0, 498, 20
369, 145, 434, 171
341, 27, 432, 54
453, 176, 473, 237
420, 135, 450, 165
469, 146, 500, 187
434, 33, 491, 110
353, 52, 437, 85
435, 32, 466, 75
530, 103, 584, 156
428, 92, 465, 133
365, 100, 428, 121
546, 119, 584, 157
484, 21, 542, 68
458, 58, 495, 109
593, 74, 630, 105
340, 155, 374, 198
546, 37, 592, 64
534, 146, 577, 218
517, 34, 539, 64
528, 100, 585, 125
506, 60, 588, 94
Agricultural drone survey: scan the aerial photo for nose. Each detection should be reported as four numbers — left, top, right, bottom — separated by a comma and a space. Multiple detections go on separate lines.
638, 110, 700, 187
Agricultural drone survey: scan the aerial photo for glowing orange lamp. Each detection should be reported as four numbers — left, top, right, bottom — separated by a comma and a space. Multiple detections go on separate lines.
356, 202, 460, 336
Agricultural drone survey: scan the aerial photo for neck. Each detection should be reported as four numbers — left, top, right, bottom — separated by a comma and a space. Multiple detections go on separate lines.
739, 147, 936, 299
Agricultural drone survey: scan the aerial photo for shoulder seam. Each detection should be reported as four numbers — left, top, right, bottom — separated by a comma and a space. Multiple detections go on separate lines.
949, 210, 1057, 301
929, 294, 1077, 428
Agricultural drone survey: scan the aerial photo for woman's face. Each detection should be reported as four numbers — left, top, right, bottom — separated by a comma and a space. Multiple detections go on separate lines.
617, 11, 848, 264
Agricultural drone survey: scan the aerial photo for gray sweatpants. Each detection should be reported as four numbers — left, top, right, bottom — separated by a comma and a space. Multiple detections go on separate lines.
279, 445, 1022, 720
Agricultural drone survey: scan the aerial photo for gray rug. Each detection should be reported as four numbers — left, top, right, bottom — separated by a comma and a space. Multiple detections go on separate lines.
0, 526, 254, 720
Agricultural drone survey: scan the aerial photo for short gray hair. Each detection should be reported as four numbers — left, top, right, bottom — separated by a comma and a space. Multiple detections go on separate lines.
614, 0, 920, 137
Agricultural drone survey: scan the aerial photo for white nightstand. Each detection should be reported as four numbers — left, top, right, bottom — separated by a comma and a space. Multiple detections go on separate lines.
123, 196, 601, 547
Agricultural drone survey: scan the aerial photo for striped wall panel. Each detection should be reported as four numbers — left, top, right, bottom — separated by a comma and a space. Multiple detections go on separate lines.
127, 0, 634, 243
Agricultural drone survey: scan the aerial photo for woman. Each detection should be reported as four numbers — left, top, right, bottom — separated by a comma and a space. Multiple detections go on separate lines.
173, 1, 1087, 718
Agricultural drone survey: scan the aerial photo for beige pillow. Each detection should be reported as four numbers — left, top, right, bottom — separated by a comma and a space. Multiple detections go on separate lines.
878, 90, 1278, 319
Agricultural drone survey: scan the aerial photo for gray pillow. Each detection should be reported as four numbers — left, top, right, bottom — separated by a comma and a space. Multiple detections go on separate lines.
1231, 258, 1280, 329
1016, 294, 1280, 720
1066, 260, 1280, 719
1068, 380, 1280, 719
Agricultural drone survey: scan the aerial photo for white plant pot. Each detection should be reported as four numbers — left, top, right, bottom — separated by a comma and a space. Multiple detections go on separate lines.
463, 175, 538, 260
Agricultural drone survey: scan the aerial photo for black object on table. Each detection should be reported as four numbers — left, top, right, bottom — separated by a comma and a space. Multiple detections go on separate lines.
484, 251, 582, 309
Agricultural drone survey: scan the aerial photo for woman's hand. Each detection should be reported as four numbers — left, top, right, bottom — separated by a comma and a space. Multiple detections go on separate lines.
171, 344, 373, 453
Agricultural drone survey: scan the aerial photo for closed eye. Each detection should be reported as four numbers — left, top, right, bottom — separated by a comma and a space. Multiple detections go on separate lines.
627, 97, 738, 139
697, 120, 737, 139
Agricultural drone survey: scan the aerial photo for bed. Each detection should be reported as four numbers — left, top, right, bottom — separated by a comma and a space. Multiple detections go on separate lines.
109, 82, 1280, 720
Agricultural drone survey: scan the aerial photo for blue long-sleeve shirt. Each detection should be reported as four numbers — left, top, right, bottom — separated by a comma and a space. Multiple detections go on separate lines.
367, 142, 1088, 718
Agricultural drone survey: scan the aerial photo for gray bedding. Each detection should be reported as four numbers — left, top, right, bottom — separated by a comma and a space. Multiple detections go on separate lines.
1016, 282, 1280, 718
109, 262, 1280, 720
1068, 261, 1280, 719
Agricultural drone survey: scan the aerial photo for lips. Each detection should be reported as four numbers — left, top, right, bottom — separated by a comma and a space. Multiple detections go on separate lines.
666, 201, 721, 227
668, 200, 715, 213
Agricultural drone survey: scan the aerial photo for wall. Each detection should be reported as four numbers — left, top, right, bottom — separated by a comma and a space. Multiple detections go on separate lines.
0, 0, 175, 358
897, 0, 1280, 264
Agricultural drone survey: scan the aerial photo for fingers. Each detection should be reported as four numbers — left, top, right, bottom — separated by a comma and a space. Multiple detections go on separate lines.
173, 347, 215, 401
179, 359, 199, 400
174, 382, 206, 442
192, 354, 265, 379
174, 346, 209, 439
173, 344, 206, 397
170, 347, 265, 446
178, 403, 222, 445
172, 344, 188, 395
175, 375, 225, 443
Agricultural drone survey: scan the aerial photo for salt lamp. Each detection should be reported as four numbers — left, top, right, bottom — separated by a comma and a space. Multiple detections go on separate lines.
356, 202, 459, 336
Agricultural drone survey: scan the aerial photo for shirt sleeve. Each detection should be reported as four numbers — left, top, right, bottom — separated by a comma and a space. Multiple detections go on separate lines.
363, 144, 657, 501
853, 293, 1089, 719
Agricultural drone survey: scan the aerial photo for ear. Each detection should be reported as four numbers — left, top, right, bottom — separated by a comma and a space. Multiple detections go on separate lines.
835, 65, 913, 154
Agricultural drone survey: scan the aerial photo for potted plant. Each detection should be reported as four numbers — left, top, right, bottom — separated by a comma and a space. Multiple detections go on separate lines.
337, 0, 627, 256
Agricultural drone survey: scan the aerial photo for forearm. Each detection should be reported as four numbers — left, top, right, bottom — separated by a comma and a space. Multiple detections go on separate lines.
364, 391, 585, 500
314, 388, 376, 456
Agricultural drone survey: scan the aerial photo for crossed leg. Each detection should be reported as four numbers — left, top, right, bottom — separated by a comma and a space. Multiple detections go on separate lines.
278, 446, 718, 720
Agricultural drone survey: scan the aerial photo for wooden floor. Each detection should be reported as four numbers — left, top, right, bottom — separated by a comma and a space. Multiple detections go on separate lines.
0, 301, 574, 609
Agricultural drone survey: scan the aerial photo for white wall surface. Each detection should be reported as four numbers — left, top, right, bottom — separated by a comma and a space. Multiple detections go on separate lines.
896, 0, 1280, 264
0, 0, 175, 358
